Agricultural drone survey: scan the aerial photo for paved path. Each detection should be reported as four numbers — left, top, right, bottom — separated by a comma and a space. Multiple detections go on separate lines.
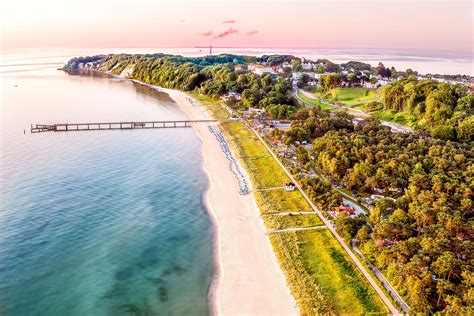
352, 239, 410, 313
247, 122, 400, 314
270, 226, 327, 233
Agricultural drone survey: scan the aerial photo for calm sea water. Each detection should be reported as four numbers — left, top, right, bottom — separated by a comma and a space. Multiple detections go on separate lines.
0, 53, 214, 315
1, 47, 471, 75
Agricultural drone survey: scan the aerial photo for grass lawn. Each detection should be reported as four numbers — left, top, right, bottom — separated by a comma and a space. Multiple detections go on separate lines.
223, 121, 289, 187
373, 109, 417, 127
295, 229, 387, 314
331, 88, 378, 107
255, 189, 311, 214
297, 91, 332, 109
190, 91, 229, 120
264, 213, 323, 229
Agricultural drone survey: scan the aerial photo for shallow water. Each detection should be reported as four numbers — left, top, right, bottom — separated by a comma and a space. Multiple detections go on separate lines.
0, 55, 213, 315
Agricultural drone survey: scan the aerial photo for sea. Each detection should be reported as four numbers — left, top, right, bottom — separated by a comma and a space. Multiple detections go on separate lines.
0, 46, 471, 316
0, 50, 214, 315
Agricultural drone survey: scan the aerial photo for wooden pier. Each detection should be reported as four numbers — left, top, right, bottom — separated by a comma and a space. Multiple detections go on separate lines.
30, 120, 216, 133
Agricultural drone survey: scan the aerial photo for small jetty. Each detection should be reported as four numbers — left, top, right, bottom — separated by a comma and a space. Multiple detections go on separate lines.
30, 120, 216, 133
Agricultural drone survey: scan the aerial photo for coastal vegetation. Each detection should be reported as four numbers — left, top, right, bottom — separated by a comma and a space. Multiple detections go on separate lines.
380, 78, 473, 141
64, 53, 473, 314
282, 109, 473, 313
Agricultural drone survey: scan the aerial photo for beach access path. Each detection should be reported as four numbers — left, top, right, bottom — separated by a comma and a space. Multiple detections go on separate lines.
163, 89, 299, 316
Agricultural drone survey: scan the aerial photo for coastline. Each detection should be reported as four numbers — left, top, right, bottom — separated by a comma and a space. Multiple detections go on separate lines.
162, 87, 299, 315
101, 73, 297, 314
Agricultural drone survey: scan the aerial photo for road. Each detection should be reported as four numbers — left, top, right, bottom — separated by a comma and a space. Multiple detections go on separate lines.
247, 122, 400, 314
352, 239, 410, 313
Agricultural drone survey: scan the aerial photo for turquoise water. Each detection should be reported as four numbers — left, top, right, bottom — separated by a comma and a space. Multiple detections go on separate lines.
0, 54, 214, 315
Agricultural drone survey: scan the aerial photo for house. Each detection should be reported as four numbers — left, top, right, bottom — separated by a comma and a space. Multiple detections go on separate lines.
234, 65, 244, 72
302, 62, 313, 71
388, 187, 403, 193
253, 65, 275, 76
285, 182, 296, 191
363, 81, 378, 89
352, 117, 366, 127
333, 205, 356, 217
373, 187, 385, 194
220, 92, 242, 102
292, 72, 303, 81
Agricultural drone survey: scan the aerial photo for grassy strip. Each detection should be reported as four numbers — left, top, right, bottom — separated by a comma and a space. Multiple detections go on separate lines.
296, 91, 332, 109
264, 213, 323, 229
298, 229, 387, 314
190, 91, 229, 120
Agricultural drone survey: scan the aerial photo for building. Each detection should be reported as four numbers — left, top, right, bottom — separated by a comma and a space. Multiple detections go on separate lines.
302, 62, 313, 71
234, 65, 244, 72
292, 72, 303, 81
333, 205, 356, 217
363, 81, 378, 89
352, 117, 366, 128
220, 92, 242, 102
285, 182, 296, 191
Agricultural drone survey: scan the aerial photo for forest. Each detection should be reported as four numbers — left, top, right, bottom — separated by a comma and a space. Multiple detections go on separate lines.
276, 109, 473, 313
381, 78, 473, 142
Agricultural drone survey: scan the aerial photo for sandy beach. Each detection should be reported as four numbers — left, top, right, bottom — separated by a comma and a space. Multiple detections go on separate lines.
161, 88, 298, 315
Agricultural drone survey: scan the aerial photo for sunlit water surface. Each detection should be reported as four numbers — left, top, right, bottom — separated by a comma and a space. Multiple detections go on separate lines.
0, 53, 213, 315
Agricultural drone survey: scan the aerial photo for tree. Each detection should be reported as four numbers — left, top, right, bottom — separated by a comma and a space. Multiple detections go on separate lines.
431, 125, 455, 140
295, 145, 309, 163
319, 73, 343, 90
456, 116, 474, 142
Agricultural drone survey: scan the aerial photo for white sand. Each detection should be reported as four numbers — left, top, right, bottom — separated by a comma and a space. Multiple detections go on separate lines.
162, 88, 299, 316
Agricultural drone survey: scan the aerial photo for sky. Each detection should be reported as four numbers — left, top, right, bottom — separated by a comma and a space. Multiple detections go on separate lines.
1, 0, 472, 53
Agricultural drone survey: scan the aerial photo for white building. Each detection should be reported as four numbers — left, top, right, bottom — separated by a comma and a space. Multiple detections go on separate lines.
292, 72, 303, 81
253, 66, 275, 76
302, 62, 313, 71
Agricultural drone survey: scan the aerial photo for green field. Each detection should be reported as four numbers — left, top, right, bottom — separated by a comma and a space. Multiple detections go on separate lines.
296, 229, 387, 314
190, 92, 229, 120
330, 88, 378, 107
264, 213, 323, 229
297, 91, 332, 109
373, 109, 418, 127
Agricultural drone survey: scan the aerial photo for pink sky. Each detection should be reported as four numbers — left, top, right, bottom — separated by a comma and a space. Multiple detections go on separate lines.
1, 0, 472, 52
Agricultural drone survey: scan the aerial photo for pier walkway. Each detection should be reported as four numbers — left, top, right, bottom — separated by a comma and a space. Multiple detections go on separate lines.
30, 120, 216, 133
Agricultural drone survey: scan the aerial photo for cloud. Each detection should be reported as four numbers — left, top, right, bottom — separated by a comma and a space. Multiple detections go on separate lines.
222, 20, 236, 24
214, 27, 239, 38
247, 30, 259, 36
201, 31, 213, 37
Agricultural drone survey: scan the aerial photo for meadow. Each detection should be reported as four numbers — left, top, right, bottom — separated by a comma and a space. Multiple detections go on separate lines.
330, 88, 378, 107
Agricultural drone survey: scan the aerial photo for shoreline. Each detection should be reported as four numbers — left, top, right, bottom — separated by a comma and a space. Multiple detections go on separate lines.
102, 73, 298, 314
162, 87, 299, 315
